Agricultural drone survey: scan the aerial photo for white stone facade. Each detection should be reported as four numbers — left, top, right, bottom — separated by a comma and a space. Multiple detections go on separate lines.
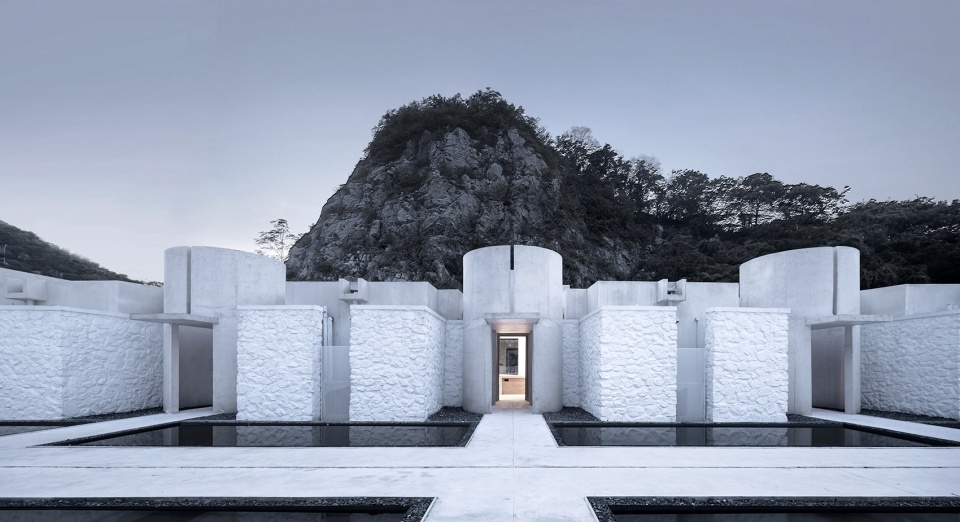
0, 306, 162, 419
443, 320, 463, 407
562, 320, 580, 407
861, 311, 960, 420
579, 307, 678, 422
350, 306, 446, 421
704, 308, 789, 422
236, 306, 324, 421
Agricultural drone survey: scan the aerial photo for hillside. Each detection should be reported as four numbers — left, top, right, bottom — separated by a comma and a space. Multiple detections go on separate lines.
0, 220, 134, 282
286, 90, 960, 290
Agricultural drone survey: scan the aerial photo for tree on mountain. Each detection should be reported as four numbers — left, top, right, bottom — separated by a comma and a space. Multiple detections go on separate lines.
628, 155, 667, 221
255, 218, 303, 263
728, 172, 785, 228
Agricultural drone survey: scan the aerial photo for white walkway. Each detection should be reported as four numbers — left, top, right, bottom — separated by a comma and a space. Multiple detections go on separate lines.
0, 404, 958, 521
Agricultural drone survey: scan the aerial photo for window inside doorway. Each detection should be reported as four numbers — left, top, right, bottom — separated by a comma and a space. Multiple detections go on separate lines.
504, 348, 518, 375
499, 338, 520, 375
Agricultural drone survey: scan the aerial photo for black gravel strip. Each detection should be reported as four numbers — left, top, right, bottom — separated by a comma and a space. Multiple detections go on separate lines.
542, 407, 600, 423
542, 408, 600, 443
427, 406, 483, 423
66, 407, 164, 422
588, 497, 960, 521
426, 407, 482, 445
194, 412, 237, 421
786, 413, 839, 424
862, 409, 960, 428
0, 497, 433, 521
0, 420, 87, 426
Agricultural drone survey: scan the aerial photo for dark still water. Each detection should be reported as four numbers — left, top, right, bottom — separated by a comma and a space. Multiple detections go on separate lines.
556, 424, 947, 447
70, 423, 469, 447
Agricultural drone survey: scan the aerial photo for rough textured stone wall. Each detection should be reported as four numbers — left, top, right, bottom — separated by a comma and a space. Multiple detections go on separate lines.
236, 306, 324, 421
60, 310, 163, 418
0, 308, 64, 419
579, 307, 677, 422
350, 306, 446, 421
562, 320, 580, 407
861, 311, 960, 419
705, 308, 789, 422
0, 307, 162, 420
443, 320, 463, 407
578, 311, 602, 419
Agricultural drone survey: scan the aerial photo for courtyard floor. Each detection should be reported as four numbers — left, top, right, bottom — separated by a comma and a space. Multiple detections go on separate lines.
0, 403, 958, 521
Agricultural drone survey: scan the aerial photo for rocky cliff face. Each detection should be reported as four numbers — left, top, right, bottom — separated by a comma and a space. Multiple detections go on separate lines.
286, 99, 645, 289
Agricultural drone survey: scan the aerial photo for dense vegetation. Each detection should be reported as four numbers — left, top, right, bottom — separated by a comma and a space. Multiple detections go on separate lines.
364, 89, 555, 166
0, 220, 134, 281
552, 124, 960, 288
293, 90, 959, 290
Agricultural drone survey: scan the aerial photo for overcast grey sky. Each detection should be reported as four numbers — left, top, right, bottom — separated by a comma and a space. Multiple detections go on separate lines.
1, 0, 958, 282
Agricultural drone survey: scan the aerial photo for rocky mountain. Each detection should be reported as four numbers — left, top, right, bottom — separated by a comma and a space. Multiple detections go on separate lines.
286, 91, 645, 289
287, 90, 960, 290
0, 219, 134, 281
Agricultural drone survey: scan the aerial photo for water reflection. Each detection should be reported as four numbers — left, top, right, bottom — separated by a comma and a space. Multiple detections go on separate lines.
558, 425, 930, 447
77, 424, 469, 447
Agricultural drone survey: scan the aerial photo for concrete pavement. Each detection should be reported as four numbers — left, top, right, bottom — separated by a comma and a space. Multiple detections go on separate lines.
0, 403, 958, 520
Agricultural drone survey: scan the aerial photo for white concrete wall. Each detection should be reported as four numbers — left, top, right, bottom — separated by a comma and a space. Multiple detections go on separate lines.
236, 306, 324, 421
861, 284, 960, 316
585, 281, 658, 314
861, 311, 960, 419
564, 288, 588, 320
562, 320, 580, 407
349, 306, 446, 421
0, 307, 162, 419
705, 308, 790, 422
1, 267, 163, 313
578, 307, 678, 422
437, 289, 463, 320
443, 320, 464, 407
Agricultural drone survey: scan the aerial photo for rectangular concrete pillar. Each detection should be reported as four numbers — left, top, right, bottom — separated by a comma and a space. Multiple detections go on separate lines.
462, 322, 493, 413
211, 319, 238, 414
531, 320, 562, 413
163, 323, 180, 414
843, 325, 861, 414
788, 316, 813, 415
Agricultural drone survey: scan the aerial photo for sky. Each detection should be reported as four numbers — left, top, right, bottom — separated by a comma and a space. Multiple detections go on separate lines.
1, 0, 958, 282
